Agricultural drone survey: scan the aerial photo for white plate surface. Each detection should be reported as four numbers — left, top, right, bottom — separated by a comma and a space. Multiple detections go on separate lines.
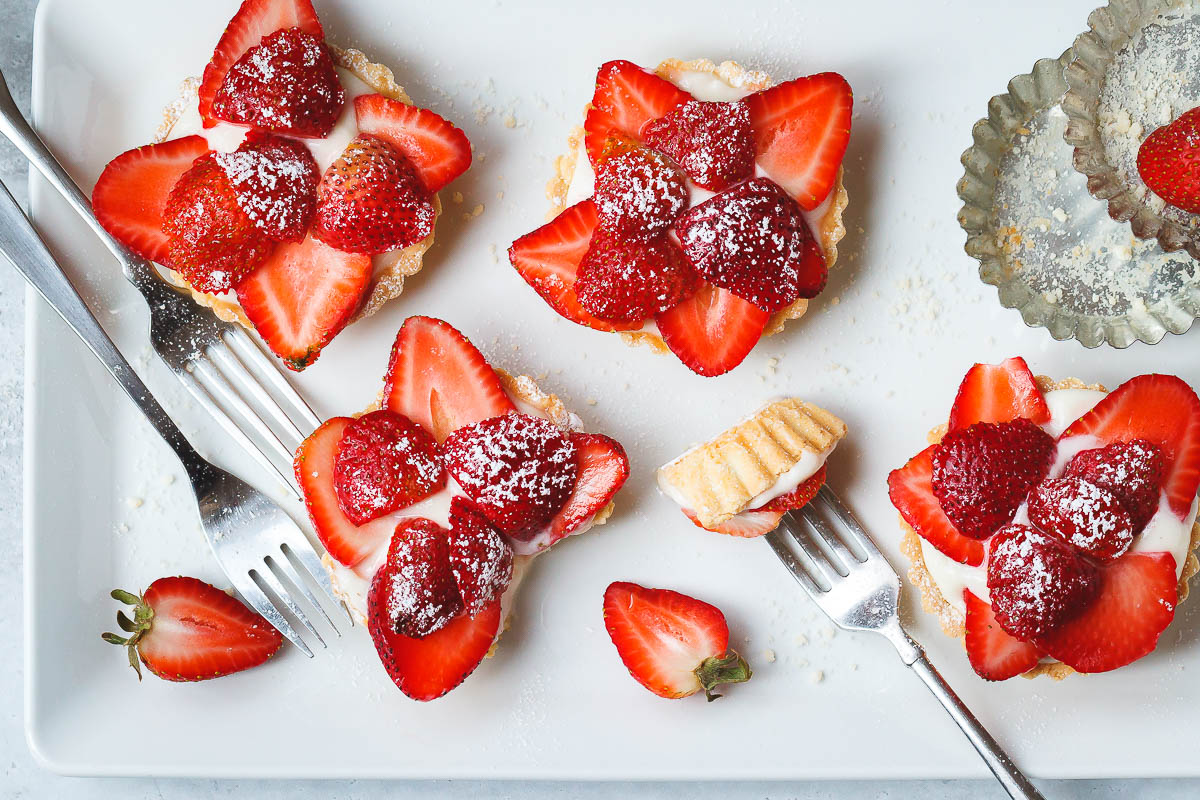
25, 0, 1200, 780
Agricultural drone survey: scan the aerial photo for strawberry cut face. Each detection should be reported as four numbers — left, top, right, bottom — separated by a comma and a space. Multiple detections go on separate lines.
584, 60, 692, 165
963, 589, 1041, 681
947, 357, 1050, 431
354, 94, 472, 194
887, 445, 984, 566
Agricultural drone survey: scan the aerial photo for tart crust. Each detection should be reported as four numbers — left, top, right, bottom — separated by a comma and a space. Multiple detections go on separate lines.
900, 376, 1200, 681
658, 398, 846, 529
153, 45, 442, 328
545, 58, 849, 353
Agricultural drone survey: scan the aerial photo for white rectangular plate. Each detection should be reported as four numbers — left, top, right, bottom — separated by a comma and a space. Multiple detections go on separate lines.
25, 0, 1200, 780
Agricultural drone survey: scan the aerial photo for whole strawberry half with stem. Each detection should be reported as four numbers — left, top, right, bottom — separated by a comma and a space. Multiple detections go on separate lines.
313, 133, 435, 255
642, 99, 755, 191
930, 418, 1056, 540
603, 581, 751, 700
1137, 106, 1200, 214
215, 131, 320, 242
102, 576, 283, 681
333, 409, 446, 525
575, 228, 698, 323
593, 138, 688, 242
675, 177, 824, 313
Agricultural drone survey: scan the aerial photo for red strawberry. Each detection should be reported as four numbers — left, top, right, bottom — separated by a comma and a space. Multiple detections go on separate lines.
1036, 551, 1178, 673
508, 200, 641, 333
986, 523, 1100, 640
745, 72, 852, 210
372, 518, 463, 638
684, 508, 783, 538
930, 418, 1056, 539
368, 593, 501, 702
947, 357, 1050, 431
593, 138, 688, 241
442, 413, 578, 538
216, 131, 320, 241
198, 0, 325, 128
675, 177, 822, 312
102, 576, 283, 681
295, 417, 402, 567
382, 316, 516, 443
312, 134, 435, 255
236, 233, 372, 371
963, 589, 1041, 681
655, 283, 770, 377
1064, 440, 1165, 531
602, 581, 751, 700
886, 446, 984, 566
642, 99, 755, 191
546, 433, 630, 544
758, 464, 827, 513
1061, 374, 1200, 520
1137, 107, 1200, 214
211, 27, 344, 138
584, 60, 691, 164
333, 410, 446, 525
162, 151, 275, 292
447, 496, 514, 615
1027, 477, 1134, 562
354, 94, 472, 193
575, 229, 698, 323
91, 136, 211, 264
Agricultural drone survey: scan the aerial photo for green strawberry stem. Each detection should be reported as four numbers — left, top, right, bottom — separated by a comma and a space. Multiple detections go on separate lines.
694, 649, 752, 701
100, 588, 156, 681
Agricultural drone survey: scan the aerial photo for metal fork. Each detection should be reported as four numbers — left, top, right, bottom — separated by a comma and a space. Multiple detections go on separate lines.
767, 487, 1046, 800
0, 67, 313, 501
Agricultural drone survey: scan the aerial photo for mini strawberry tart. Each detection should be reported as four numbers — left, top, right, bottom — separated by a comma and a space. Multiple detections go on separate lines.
509, 59, 851, 377
294, 316, 630, 700
92, 0, 471, 369
888, 357, 1200, 681
657, 398, 846, 536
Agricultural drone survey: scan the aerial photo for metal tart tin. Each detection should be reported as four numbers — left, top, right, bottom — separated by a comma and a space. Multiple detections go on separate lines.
957, 50, 1200, 348
1063, 0, 1200, 257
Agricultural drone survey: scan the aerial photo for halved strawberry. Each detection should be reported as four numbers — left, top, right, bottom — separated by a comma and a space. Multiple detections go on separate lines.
1061, 374, 1200, 520
508, 200, 641, 333
603, 581, 751, 700
963, 590, 1040, 681
758, 464, 827, 513
374, 518, 463, 638
1035, 551, 1178, 673
333, 410, 445, 525
216, 131, 320, 242
745, 72, 852, 210
947, 357, 1050, 431
383, 316, 515, 442
294, 417, 399, 568
447, 497, 513, 615
103, 576, 283, 681
886, 445, 984, 566
684, 508, 783, 538
368, 593, 501, 702
655, 282, 770, 377
584, 60, 691, 164
354, 94, 472, 193
198, 0, 325, 127
236, 233, 372, 371
547, 433, 630, 543
91, 136, 211, 264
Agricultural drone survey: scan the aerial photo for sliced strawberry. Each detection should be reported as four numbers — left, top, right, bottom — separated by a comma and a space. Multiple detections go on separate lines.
211, 27, 344, 138
198, 0, 325, 127
575, 229, 698, 324
508, 200, 641, 333
1036, 552, 1178, 673
442, 413, 578, 538
584, 60, 691, 164
354, 94, 472, 193
745, 72, 852, 210
383, 316, 516, 442
447, 496, 513, 616
602, 581, 751, 700
684, 508, 783, 538
333, 410, 445, 525
947, 357, 1050, 431
103, 576, 283, 682
1027, 477, 1134, 562
1061, 374, 1200, 520
655, 282, 770, 377
368, 593, 501, 702
294, 417, 399, 567
91, 136, 211, 264
1138, 107, 1200, 214
887, 445, 984, 566
236, 233, 371, 371
216, 131, 320, 242
547, 433, 630, 543
374, 518, 463, 638
642, 99, 755, 191
758, 464, 827, 513
1065, 440, 1165, 531
963, 590, 1041, 682
593, 137, 688, 242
